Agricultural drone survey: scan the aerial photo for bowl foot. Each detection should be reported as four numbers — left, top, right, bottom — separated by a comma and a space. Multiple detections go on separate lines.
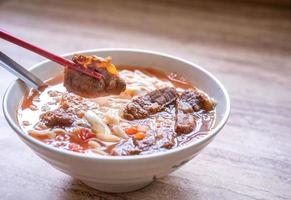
82, 180, 153, 193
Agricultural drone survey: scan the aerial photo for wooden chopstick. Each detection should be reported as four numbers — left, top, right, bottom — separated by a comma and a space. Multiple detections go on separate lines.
0, 29, 102, 79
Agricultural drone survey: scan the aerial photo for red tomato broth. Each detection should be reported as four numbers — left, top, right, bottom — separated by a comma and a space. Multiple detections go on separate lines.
18, 66, 216, 156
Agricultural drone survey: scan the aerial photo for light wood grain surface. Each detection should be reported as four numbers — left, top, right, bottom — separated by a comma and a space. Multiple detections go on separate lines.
1, 0, 291, 199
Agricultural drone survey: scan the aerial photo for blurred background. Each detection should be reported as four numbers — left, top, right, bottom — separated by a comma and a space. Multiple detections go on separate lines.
1, 0, 290, 71
0, 0, 291, 199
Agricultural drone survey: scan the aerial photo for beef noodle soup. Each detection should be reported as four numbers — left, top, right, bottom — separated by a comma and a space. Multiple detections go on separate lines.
18, 64, 216, 156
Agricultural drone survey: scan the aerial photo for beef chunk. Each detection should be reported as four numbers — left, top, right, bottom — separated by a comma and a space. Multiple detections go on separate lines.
123, 87, 178, 120
40, 109, 74, 127
64, 54, 126, 98
123, 103, 148, 120
196, 91, 217, 112
175, 89, 216, 134
110, 129, 175, 156
156, 131, 175, 149
175, 110, 195, 134
178, 89, 216, 112
175, 91, 196, 134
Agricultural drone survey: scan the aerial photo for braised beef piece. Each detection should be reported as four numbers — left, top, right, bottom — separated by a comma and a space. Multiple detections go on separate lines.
175, 111, 195, 134
40, 108, 75, 127
175, 91, 196, 134
175, 89, 216, 134
179, 89, 216, 112
110, 129, 175, 156
64, 55, 126, 98
123, 87, 178, 120
156, 131, 175, 149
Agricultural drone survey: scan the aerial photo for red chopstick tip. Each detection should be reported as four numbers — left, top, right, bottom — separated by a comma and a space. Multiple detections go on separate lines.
69, 63, 103, 80
0, 29, 103, 80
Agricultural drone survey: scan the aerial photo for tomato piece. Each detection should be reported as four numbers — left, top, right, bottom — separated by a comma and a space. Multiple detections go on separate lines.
134, 132, 145, 140
125, 126, 138, 135
78, 128, 96, 141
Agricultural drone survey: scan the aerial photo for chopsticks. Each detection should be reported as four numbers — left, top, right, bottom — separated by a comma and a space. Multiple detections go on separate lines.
0, 29, 102, 79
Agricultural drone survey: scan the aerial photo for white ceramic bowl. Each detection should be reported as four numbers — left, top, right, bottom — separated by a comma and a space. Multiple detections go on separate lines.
3, 49, 230, 193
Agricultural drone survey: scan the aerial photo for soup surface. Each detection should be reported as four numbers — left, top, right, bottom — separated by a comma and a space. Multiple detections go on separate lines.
18, 67, 216, 156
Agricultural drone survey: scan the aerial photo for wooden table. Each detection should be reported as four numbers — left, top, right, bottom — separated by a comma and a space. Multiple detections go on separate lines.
1, 0, 290, 199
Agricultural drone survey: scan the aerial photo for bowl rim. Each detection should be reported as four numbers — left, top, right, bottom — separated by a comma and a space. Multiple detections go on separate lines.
3, 48, 230, 161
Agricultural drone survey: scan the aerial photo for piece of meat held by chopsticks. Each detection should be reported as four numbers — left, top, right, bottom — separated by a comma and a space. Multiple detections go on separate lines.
64, 54, 126, 98
175, 89, 216, 134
